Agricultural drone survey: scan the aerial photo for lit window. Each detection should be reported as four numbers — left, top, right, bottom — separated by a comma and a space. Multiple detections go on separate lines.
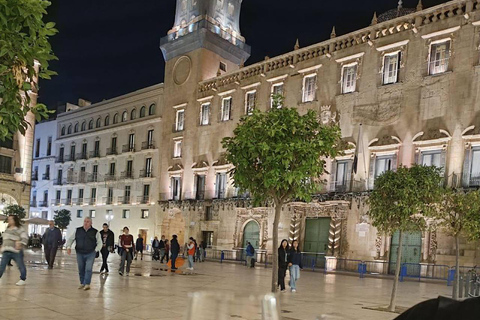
342, 64, 357, 94
221, 97, 232, 121
421, 150, 442, 167
215, 173, 227, 199
245, 90, 256, 115
200, 103, 210, 125
383, 52, 401, 85
375, 155, 394, 179
90, 210, 96, 218
429, 40, 450, 75
176, 109, 185, 131
271, 83, 284, 108
122, 111, 127, 122
174, 140, 182, 158
141, 209, 149, 219
122, 209, 130, 219
171, 177, 181, 200
302, 74, 316, 102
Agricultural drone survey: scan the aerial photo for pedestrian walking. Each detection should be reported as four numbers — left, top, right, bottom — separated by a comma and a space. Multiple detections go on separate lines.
66, 217, 102, 290
246, 242, 255, 268
170, 235, 180, 271
119, 227, 134, 276
99, 223, 115, 273
159, 235, 167, 263
164, 239, 170, 263
0, 215, 28, 286
287, 239, 303, 293
278, 239, 289, 292
199, 241, 206, 262
134, 234, 143, 260
186, 237, 195, 270
195, 239, 202, 262
152, 236, 160, 261
42, 220, 62, 269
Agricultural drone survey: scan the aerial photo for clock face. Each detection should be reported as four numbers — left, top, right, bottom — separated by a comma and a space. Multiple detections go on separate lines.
173, 56, 192, 86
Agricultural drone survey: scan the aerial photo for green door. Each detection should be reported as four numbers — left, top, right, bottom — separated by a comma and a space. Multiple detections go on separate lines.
304, 218, 331, 268
243, 220, 260, 249
389, 231, 422, 275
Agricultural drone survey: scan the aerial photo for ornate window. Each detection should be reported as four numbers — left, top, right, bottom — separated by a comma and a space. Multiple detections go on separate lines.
341, 63, 357, 94
113, 113, 119, 124
140, 106, 146, 118
81, 121, 86, 131
74, 123, 79, 133
131, 109, 136, 120
176, 109, 185, 131
104, 115, 110, 126
149, 104, 156, 115
122, 111, 127, 122
96, 117, 101, 128
271, 83, 284, 108
429, 40, 450, 75
67, 125, 72, 134
200, 103, 210, 126
88, 120, 94, 130
61, 126, 66, 136
302, 74, 316, 102
221, 97, 232, 121
245, 90, 256, 115
383, 52, 401, 85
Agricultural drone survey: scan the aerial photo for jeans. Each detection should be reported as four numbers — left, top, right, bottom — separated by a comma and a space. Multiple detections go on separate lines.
289, 265, 300, 290
44, 245, 58, 268
278, 267, 287, 290
171, 252, 178, 269
160, 249, 166, 262
119, 250, 132, 274
0, 250, 27, 280
199, 248, 205, 262
76, 251, 96, 285
187, 255, 194, 268
100, 247, 110, 272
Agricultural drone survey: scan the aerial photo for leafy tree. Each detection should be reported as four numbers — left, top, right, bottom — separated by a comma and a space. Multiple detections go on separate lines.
429, 189, 480, 299
222, 96, 342, 292
2, 204, 27, 222
367, 165, 443, 312
54, 209, 71, 233
0, 0, 57, 140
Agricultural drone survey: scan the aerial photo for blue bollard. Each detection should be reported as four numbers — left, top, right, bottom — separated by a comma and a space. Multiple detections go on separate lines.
221, 251, 224, 263
447, 269, 455, 286
400, 264, 407, 282
358, 263, 366, 278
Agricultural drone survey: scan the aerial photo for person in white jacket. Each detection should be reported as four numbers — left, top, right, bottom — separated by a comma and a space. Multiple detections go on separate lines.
0, 215, 28, 286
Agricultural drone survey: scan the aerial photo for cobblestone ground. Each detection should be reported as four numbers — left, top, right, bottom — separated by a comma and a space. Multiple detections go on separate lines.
0, 249, 450, 320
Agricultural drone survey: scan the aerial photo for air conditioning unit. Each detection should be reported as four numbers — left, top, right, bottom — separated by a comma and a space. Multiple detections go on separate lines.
15, 167, 23, 174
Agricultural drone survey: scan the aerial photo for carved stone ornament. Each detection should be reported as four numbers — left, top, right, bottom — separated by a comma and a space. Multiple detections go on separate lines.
320, 105, 337, 125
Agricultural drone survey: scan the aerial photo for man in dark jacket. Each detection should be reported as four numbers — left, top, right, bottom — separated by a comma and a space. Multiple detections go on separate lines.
170, 234, 180, 271
42, 220, 63, 269
394, 296, 480, 320
99, 223, 114, 273
159, 235, 167, 263
66, 217, 102, 290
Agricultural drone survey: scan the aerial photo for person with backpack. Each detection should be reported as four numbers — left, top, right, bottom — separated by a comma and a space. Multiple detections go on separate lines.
278, 239, 289, 292
186, 237, 195, 271
287, 239, 303, 293
245, 242, 255, 268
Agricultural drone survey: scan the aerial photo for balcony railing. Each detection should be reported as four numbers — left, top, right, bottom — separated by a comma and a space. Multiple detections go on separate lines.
38, 201, 48, 207
55, 156, 64, 163
53, 178, 64, 186
87, 173, 100, 183
62, 198, 73, 206
122, 144, 136, 153
42, 173, 50, 180
32, 173, 38, 181
51, 199, 61, 206
73, 198, 85, 206
78, 173, 88, 183
76, 152, 88, 160
141, 141, 155, 150
118, 196, 131, 205
121, 171, 134, 179
66, 154, 75, 162
87, 198, 97, 205
139, 170, 153, 178
30, 201, 37, 207
106, 147, 117, 156
102, 197, 114, 205
104, 174, 116, 182
137, 195, 150, 204
89, 150, 101, 158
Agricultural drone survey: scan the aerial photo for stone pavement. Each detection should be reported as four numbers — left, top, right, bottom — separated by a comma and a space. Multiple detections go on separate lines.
0, 249, 451, 320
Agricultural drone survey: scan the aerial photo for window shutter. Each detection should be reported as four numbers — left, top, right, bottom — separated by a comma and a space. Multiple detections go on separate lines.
346, 160, 353, 191
462, 146, 472, 188
330, 161, 337, 192
368, 155, 376, 190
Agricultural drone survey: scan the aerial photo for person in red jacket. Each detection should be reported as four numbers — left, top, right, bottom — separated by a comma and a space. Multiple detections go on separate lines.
186, 237, 195, 271
118, 227, 134, 276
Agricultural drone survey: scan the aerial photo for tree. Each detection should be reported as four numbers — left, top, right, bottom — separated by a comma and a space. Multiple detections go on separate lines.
367, 165, 443, 312
2, 204, 27, 222
54, 209, 71, 233
222, 97, 342, 292
0, 0, 57, 140
429, 189, 480, 299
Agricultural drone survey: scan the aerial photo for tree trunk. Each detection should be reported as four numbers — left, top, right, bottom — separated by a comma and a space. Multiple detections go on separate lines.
271, 200, 282, 293
388, 230, 404, 312
453, 235, 460, 299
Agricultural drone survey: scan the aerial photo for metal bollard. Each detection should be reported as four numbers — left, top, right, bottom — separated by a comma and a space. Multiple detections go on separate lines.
447, 269, 455, 286
399, 264, 407, 282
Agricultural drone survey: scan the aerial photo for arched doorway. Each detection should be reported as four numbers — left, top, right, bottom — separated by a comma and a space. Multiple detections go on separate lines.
161, 210, 186, 246
242, 220, 260, 249
0, 193, 19, 233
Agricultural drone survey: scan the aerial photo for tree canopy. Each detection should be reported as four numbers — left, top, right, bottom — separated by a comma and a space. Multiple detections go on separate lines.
54, 209, 71, 231
0, 0, 57, 140
2, 204, 27, 222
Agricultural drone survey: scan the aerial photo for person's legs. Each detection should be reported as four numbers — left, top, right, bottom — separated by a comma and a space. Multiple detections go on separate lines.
100, 248, 107, 272
49, 246, 58, 268
83, 251, 96, 285
289, 266, 296, 290
12, 250, 27, 281
171, 253, 177, 270
166, 251, 169, 263
126, 251, 132, 273
187, 255, 193, 269
119, 251, 127, 274
44, 245, 51, 266
160, 249, 165, 263
278, 267, 286, 290
77, 253, 86, 285
0, 251, 12, 278
246, 256, 252, 267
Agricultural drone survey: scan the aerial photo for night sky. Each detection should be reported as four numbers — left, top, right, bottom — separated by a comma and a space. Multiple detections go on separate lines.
38, 0, 446, 110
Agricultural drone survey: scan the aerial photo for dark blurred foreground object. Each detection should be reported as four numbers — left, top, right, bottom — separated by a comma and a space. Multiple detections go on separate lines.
395, 296, 480, 320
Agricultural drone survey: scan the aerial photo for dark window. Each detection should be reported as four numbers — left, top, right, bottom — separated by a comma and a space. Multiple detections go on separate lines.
205, 206, 213, 221
149, 104, 155, 115
0, 155, 12, 174
35, 139, 40, 157
47, 137, 52, 156
0, 138, 14, 149
140, 106, 146, 118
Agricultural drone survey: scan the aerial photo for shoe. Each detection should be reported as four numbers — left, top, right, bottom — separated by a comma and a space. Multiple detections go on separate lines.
105, 271, 109, 274
126, 273, 130, 277
83, 285, 90, 291
48, 266, 53, 269
291, 289, 297, 293
78, 284, 85, 289
118, 271, 123, 276
100, 268, 104, 273
281, 289, 286, 293
15, 280, 26, 286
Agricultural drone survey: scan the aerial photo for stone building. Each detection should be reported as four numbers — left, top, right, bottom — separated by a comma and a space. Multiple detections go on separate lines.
157, 0, 480, 269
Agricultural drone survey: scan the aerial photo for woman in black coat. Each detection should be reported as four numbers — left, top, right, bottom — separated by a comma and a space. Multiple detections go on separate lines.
278, 239, 289, 292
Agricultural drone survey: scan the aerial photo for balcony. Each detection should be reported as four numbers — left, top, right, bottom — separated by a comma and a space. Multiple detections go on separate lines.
38, 201, 48, 207
42, 173, 50, 180
141, 141, 156, 150
87, 173, 100, 183
73, 198, 85, 206
86, 198, 97, 205
121, 171, 134, 179
78, 173, 88, 183
122, 144, 136, 153
62, 198, 73, 206
118, 196, 132, 205
102, 197, 114, 205
53, 178, 64, 186
32, 173, 38, 181
89, 150, 101, 158
106, 147, 117, 156
104, 174, 116, 182
65, 154, 75, 162
51, 199, 61, 206
137, 195, 150, 204
76, 152, 88, 160
139, 170, 153, 178
30, 201, 37, 207
55, 156, 64, 163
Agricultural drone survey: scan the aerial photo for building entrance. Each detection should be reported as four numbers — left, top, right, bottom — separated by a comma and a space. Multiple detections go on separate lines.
242, 220, 260, 249
389, 231, 422, 275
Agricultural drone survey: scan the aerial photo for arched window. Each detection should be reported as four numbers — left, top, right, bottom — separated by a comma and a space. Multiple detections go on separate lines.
149, 104, 156, 115
96, 118, 101, 128
88, 120, 94, 130
104, 115, 110, 126
131, 109, 136, 120
61, 126, 66, 136
122, 111, 127, 122
113, 113, 119, 124
140, 106, 146, 118
81, 121, 86, 131
67, 125, 72, 134
74, 123, 79, 133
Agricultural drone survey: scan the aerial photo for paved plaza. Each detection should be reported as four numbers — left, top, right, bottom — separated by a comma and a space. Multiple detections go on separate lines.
0, 250, 451, 320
